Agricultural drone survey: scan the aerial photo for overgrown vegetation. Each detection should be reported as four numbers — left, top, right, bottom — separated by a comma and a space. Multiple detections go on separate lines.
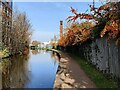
1, 9, 32, 57
58, 2, 120, 46
11, 10, 32, 53
0, 48, 9, 58
57, 1, 120, 88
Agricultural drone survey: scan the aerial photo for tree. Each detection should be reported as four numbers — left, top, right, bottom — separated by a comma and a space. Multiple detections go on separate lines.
58, 22, 95, 46
66, 2, 120, 45
11, 10, 32, 53
32, 41, 40, 47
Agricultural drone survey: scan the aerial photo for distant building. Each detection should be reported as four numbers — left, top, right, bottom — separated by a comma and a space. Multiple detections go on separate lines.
0, 0, 12, 48
42, 41, 51, 49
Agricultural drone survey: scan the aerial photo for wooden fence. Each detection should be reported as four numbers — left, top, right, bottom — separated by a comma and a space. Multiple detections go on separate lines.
58, 36, 120, 79
82, 36, 120, 79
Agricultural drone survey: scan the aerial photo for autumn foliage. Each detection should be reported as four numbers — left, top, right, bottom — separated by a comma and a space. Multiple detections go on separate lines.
58, 2, 120, 46
58, 22, 95, 46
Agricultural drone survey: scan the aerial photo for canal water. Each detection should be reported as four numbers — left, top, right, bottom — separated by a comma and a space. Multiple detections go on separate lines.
1, 50, 59, 88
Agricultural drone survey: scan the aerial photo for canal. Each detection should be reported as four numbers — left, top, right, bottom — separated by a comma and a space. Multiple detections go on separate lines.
0, 49, 59, 88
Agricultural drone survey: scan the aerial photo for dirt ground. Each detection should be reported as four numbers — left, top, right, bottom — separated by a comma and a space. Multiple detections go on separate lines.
59, 51, 97, 88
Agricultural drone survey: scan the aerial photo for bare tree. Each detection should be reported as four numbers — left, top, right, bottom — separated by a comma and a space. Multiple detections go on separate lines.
11, 10, 32, 54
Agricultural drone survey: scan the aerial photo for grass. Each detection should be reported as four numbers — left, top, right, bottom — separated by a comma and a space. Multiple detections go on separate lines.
71, 54, 119, 88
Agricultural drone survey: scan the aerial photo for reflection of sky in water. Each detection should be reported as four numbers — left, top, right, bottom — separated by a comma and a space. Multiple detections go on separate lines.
25, 50, 59, 88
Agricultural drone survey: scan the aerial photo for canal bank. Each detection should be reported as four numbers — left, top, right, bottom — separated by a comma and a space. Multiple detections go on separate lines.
53, 49, 119, 88
1, 50, 59, 88
52, 49, 97, 88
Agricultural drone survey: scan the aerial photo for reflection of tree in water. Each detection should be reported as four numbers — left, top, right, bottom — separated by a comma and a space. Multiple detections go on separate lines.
51, 51, 55, 59
51, 51, 60, 60
50, 51, 60, 65
1, 58, 11, 88
2, 53, 30, 88
31, 49, 41, 55
0, 63, 2, 89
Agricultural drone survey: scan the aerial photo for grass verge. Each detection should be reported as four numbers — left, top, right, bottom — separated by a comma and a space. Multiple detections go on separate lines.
71, 54, 119, 88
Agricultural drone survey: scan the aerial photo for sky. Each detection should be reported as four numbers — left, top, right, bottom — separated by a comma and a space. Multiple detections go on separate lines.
13, 2, 102, 42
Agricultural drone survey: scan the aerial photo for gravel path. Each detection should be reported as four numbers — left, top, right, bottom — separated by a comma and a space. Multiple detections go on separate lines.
53, 50, 97, 88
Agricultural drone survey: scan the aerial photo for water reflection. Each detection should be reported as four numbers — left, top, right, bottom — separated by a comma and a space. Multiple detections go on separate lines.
31, 49, 41, 55
51, 51, 60, 61
50, 51, 61, 66
2, 54, 30, 88
1, 49, 59, 88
